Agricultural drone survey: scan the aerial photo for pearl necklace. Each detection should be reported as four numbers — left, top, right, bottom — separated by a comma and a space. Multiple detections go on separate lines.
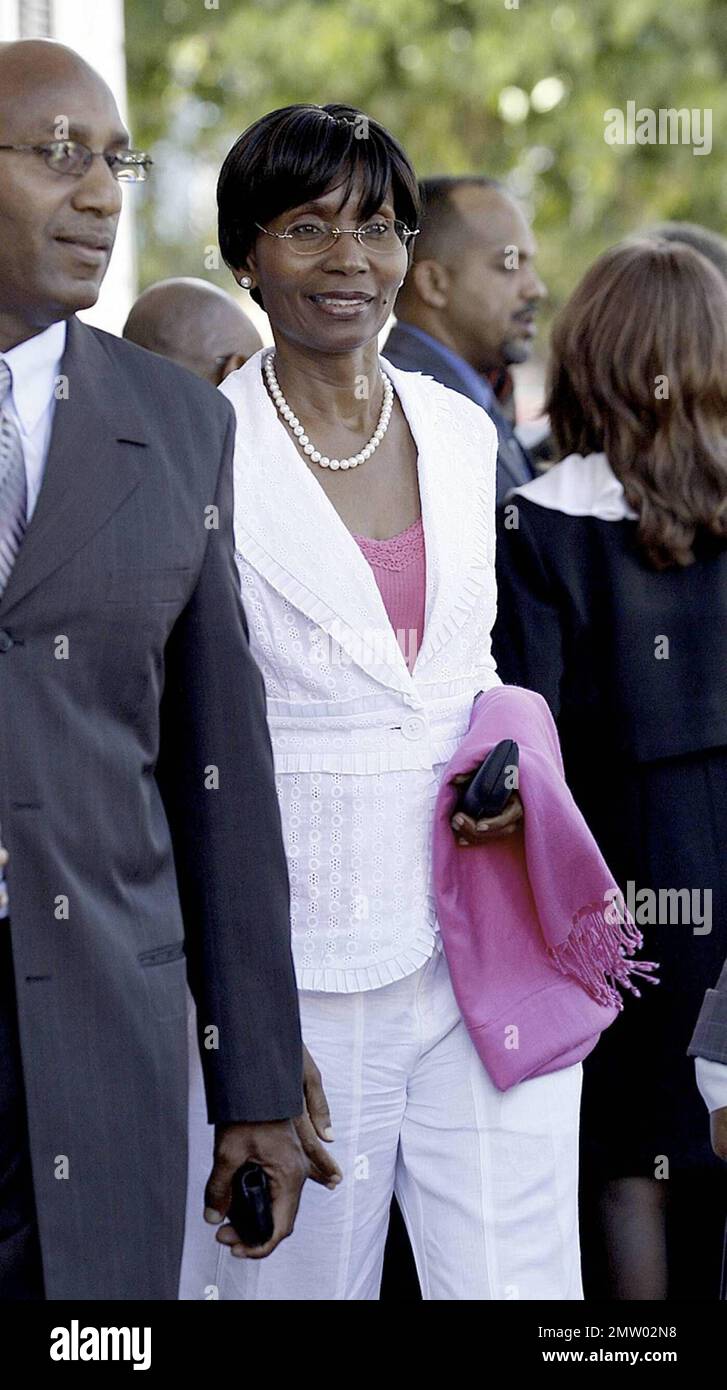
263, 348, 394, 470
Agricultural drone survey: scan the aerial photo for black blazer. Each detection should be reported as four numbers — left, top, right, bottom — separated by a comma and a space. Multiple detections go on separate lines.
0, 318, 303, 1298
492, 494, 727, 764
493, 488, 727, 1167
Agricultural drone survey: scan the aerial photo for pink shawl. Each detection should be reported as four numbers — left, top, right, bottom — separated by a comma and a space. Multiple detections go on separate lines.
432, 685, 658, 1089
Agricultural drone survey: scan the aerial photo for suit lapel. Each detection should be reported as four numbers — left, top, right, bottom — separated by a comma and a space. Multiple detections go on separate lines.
0, 317, 145, 617
488, 403, 533, 491
384, 322, 477, 401
231, 352, 414, 695
230, 351, 495, 694
385, 323, 532, 498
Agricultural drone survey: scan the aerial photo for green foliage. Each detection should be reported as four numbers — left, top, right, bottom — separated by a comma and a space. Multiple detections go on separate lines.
124, 0, 727, 314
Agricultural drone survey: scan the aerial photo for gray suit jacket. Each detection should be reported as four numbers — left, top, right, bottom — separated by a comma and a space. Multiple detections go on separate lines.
383, 320, 535, 504
688, 957, 727, 1064
0, 318, 303, 1299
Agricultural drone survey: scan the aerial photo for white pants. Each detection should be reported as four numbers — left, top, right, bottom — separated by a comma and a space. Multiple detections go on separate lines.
179, 946, 583, 1300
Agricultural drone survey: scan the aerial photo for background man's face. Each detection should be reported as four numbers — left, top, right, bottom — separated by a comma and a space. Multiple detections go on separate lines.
444, 186, 546, 372
0, 66, 125, 332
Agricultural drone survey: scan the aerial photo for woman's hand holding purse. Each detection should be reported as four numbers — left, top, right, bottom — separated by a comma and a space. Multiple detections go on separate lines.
449, 737, 524, 845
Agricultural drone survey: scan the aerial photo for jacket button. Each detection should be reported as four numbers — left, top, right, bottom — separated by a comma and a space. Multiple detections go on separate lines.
0, 630, 14, 653
402, 714, 427, 740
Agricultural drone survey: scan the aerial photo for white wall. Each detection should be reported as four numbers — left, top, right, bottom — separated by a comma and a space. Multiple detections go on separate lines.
0, 0, 20, 37
0, 0, 136, 333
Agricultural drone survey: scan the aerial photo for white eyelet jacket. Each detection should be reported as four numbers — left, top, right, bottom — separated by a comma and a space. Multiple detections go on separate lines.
221, 348, 501, 992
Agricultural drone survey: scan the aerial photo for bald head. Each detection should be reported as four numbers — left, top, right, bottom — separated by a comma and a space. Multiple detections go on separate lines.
0, 38, 114, 103
0, 40, 128, 347
123, 279, 263, 384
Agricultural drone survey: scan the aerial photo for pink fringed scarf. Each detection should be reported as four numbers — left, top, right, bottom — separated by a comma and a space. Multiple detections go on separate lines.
432, 685, 658, 1089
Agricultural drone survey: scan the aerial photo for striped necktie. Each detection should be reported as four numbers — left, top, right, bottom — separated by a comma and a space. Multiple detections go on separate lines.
0, 357, 27, 599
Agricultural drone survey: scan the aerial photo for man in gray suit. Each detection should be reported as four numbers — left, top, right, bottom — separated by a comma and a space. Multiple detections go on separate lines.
0, 39, 314, 1300
384, 176, 546, 504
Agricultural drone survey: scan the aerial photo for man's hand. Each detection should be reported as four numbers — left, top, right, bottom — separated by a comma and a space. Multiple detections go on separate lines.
294, 1046, 343, 1190
203, 1049, 343, 1260
710, 1106, 727, 1162
204, 1119, 309, 1260
449, 777, 524, 845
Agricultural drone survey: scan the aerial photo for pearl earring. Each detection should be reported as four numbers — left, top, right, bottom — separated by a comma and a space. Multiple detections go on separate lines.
239, 274, 253, 289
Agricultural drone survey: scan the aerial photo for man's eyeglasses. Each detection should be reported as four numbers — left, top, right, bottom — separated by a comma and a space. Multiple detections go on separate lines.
255, 217, 419, 256
0, 141, 153, 183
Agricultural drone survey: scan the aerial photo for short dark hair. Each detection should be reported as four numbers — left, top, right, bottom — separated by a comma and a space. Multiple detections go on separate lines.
217, 103, 421, 309
642, 220, 727, 283
414, 175, 504, 261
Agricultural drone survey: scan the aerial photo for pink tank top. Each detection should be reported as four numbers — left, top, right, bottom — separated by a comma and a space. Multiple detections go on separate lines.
353, 517, 426, 672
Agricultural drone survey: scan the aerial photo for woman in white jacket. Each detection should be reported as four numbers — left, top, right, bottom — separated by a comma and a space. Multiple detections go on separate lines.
180, 102, 583, 1300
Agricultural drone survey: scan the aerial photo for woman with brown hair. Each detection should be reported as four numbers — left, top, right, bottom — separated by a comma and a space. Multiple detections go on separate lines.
493, 238, 727, 1299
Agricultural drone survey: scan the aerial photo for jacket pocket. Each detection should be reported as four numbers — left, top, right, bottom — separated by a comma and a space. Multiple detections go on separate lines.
139, 940, 187, 1021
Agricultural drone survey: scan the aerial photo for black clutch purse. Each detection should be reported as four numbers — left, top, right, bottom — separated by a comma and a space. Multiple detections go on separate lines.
457, 738, 519, 821
228, 1162, 274, 1247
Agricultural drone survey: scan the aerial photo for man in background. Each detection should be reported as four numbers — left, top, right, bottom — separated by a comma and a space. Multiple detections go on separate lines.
384, 176, 546, 503
123, 276, 262, 384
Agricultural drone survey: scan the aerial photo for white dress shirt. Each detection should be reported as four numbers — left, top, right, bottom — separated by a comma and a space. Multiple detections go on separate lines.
0, 318, 67, 919
695, 1056, 727, 1114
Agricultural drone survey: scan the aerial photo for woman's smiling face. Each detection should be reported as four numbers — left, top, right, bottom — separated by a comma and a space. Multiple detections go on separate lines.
240, 169, 409, 355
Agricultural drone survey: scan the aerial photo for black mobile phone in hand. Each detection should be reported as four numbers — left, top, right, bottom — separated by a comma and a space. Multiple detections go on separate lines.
457, 738, 519, 821
228, 1162, 274, 1247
